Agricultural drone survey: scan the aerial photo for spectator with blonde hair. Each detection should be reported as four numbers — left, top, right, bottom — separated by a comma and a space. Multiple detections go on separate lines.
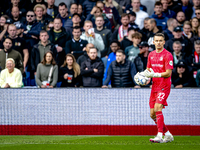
0, 58, 23, 88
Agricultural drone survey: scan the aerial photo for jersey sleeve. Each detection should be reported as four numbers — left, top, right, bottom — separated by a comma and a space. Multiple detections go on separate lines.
147, 53, 152, 69
165, 52, 173, 70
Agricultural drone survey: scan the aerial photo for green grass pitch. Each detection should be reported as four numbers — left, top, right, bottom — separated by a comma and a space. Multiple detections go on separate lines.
0, 136, 200, 150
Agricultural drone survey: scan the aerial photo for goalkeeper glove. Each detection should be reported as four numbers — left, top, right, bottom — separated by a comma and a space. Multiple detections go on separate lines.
144, 68, 161, 78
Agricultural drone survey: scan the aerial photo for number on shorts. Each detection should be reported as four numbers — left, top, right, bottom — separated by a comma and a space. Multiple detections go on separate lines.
157, 93, 165, 101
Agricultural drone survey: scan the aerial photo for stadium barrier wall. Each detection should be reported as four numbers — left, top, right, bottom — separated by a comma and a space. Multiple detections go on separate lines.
0, 88, 200, 135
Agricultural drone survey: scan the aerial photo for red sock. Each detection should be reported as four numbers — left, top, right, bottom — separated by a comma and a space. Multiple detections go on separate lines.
156, 111, 164, 133
163, 123, 168, 133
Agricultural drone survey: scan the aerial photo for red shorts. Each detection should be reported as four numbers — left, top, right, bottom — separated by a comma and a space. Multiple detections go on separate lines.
149, 89, 170, 109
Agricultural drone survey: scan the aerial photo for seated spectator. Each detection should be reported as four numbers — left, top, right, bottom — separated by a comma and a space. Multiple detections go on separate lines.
48, 17, 70, 67
167, 0, 182, 13
172, 41, 187, 67
23, 11, 44, 47
186, 40, 200, 73
176, 11, 186, 27
36, 51, 58, 88
65, 26, 88, 60
102, 0, 121, 30
195, 7, 200, 22
77, 43, 94, 66
0, 37, 23, 73
0, 24, 29, 71
80, 47, 104, 87
172, 60, 196, 88
138, 41, 149, 70
6, 0, 27, 17
9, 7, 26, 25
140, 17, 150, 39
86, 6, 112, 30
190, 26, 200, 43
31, 30, 57, 74
94, 15, 112, 57
82, 0, 97, 18
192, 0, 200, 18
181, 0, 193, 20
150, 1, 168, 30
102, 50, 139, 88
59, 54, 81, 87
57, 2, 70, 29
163, 18, 178, 40
182, 21, 194, 40
15, 23, 24, 38
46, 0, 58, 19
161, 0, 176, 19
103, 40, 120, 82
112, 13, 130, 41
31, 0, 46, 10
191, 17, 199, 36
125, 32, 143, 72
165, 26, 192, 55
125, 0, 147, 14
196, 70, 200, 87
127, 0, 148, 29
80, 20, 105, 58
0, 58, 23, 88
41, 4, 53, 22
128, 11, 138, 27
0, 15, 10, 41
78, 4, 86, 24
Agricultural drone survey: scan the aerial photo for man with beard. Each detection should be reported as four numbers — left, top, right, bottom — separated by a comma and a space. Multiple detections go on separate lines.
176, 11, 186, 27
80, 47, 104, 87
0, 37, 23, 73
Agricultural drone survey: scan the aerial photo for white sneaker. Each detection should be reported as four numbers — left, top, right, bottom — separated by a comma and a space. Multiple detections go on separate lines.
163, 135, 174, 143
149, 136, 163, 143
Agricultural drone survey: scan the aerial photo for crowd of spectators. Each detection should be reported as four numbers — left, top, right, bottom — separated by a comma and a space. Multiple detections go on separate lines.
0, 0, 200, 88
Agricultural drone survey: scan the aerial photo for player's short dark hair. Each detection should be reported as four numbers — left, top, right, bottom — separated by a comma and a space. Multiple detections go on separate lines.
72, 26, 81, 31
121, 13, 130, 19
132, 32, 142, 39
154, 33, 165, 40
155, 1, 163, 7
58, 2, 67, 8
116, 49, 125, 55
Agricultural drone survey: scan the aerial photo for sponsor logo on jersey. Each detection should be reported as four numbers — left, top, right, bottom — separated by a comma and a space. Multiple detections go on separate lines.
160, 57, 163, 61
152, 64, 163, 67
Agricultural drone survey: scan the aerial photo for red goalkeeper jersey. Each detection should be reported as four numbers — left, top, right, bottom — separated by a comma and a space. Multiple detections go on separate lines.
147, 49, 173, 91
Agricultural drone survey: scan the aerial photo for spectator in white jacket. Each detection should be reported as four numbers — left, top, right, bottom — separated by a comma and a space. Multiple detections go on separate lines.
80, 20, 105, 58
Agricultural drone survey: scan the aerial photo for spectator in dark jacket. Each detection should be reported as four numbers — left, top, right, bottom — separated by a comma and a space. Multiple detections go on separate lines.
82, 0, 97, 18
9, 7, 26, 25
196, 70, 200, 87
59, 54, 81, 87
172, 60, 196, 88
176, 11, 186, 27
48, 18, 70, 67
150, 2, 168, 30
46, 0, 58, 19
163, 18, 178, 40
6, 1, 27, 17
165, 26, 192, 55
161, 0, 176, 19
77, 43, 94, 66
181, 0, 193, 20
102, 50, 139, 88
81, 47, 104, 87
57, 2, 69, 28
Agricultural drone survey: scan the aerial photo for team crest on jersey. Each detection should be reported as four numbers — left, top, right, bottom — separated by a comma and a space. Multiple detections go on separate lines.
169, 60, 173, 66
160, 57, 163, 61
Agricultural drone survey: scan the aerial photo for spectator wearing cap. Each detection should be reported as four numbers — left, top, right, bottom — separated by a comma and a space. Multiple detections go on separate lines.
0, 58, 23, 88
161, 0, 176, 19
146, 18, 164, 51
165, 26, 192, 55
9, 7, 26, 25
15, 23, 24, 38
102, 0, 121, 30
0, 37, 23, 73
103, 40, 120, 83
172, 60, 196, 88
112, 13, 130, 41
66, 13, 83, 36
176, 11, 186, 27
48, 18, 70, 67
186, 40, 200, 73
102, 50, 139, 88
80, 20, 105, 58
86, 6, 112, 30
125, 32, 144, 72
163, 18, 178, 41
94, 15, 112, 58
0, 15, 10, 41
138, 41, 149, 70
65, 26, 88, 60
6, 1, 27, 18
150, 2, 168, 30
125, 0, 147, 14
172, 41, 187, 67
181, 0, 193, 20
46, 0, 58, 19
0, 24, 28, 72
120, 27, 137, 51
125, 0, 148, 30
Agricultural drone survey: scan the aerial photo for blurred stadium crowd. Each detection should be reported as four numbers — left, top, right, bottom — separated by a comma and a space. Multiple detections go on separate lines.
0, 0, 200, 88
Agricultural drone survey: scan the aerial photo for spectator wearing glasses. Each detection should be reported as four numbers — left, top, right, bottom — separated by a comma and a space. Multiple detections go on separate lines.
195, 7, 200, 22
192, 0, 200, 18
172, 60, 196, 88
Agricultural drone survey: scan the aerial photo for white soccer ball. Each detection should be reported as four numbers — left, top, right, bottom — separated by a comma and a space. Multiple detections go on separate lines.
135, 72, 151, 86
